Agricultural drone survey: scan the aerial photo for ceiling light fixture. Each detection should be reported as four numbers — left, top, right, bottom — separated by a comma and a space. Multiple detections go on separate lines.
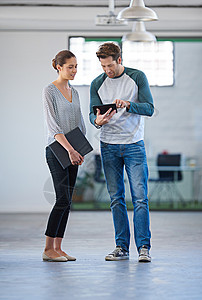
122, 21, 156, 42
117, 0, 158, 22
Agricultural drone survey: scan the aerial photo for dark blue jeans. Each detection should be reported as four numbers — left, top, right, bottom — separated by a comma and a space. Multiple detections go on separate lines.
101, 140, 151, 252
45, 147, 78, 238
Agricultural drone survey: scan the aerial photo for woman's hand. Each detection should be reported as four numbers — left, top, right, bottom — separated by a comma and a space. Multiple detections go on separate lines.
54, 133, 84, 166
68, 149, 84, 165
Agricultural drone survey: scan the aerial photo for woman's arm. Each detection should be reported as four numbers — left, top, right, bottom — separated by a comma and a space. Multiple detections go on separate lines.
54, 134, 84, 165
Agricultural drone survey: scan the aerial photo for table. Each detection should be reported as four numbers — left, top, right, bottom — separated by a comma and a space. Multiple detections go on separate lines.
148, 166, 201, 202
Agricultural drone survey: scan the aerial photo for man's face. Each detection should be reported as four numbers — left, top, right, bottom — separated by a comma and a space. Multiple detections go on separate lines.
99, 56, 122, 78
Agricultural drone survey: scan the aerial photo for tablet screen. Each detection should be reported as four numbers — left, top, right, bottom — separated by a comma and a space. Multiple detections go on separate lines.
93, 104, 117, 115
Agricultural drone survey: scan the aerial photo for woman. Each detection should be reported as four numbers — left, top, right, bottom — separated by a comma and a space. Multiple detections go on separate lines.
43, 50, 86, 262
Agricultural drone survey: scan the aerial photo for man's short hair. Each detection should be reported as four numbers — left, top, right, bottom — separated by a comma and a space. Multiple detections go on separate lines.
96, 42, 121, 61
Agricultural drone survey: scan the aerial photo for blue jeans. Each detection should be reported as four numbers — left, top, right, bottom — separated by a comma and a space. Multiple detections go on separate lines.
101, 140, 151, 252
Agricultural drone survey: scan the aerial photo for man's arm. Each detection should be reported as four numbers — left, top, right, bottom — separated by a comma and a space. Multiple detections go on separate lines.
89, 80, 103, 126
127, 71, 154, 117
89, 79, 115, 127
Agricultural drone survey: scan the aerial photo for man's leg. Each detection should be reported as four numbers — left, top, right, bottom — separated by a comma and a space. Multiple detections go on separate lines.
101, 142, 130, 252
124, 141, 151, 253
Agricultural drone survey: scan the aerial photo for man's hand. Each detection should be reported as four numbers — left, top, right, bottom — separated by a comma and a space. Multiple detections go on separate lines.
95, 108, 116, 126
113, 99, 130, 110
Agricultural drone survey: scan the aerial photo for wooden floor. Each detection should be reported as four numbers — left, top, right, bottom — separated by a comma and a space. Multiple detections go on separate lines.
0, 211, 202, 300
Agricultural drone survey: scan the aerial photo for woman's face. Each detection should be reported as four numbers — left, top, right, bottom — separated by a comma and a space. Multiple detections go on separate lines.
58, 57, 77, 80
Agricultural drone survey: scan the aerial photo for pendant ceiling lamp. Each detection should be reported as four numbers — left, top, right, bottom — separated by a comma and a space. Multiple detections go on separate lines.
117, 0, 158, 22
122, 21, 156, 42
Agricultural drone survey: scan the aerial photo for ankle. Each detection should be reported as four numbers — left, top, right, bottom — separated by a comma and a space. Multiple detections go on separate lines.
54, 247, 61, 252
44, 247, 55, 252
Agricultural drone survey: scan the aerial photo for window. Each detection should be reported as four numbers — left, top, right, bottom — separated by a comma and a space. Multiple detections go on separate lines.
69, 37, 174, 86
69, 37, 121, 86
122, 41, 174, 86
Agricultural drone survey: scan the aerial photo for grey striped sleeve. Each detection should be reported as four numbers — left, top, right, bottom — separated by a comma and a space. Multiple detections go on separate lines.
43, 86, 64, 140
73, 88, 86, 136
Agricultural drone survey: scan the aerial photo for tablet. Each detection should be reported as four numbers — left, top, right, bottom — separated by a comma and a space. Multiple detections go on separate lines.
93, 103, 117, 115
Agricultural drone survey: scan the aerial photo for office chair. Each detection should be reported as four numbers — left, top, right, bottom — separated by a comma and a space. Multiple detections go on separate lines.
149, 154, 184, 206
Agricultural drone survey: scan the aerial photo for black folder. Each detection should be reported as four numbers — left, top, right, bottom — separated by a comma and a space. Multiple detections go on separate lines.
48, 127, 93, 169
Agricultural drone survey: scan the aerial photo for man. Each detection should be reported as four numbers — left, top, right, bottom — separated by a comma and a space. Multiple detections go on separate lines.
89, 42, 154, 262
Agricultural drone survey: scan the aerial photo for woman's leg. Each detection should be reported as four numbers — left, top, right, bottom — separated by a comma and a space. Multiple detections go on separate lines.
53, 164, 78, 261
56, 164, 78, 238
44, 148, 77, 258
54, 237, 76, 261
44, 236, 61, 259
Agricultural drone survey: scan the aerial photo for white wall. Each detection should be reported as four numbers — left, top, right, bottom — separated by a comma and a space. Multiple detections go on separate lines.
147, 42, 202, 160
0, 31, 202, 212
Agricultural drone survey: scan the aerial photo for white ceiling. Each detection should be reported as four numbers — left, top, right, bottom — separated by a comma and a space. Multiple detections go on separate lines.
0, 0, 202, 37
0, 1, 202, 6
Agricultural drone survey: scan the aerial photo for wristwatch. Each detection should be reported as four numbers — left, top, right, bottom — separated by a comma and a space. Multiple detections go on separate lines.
94, 119, 102, 129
